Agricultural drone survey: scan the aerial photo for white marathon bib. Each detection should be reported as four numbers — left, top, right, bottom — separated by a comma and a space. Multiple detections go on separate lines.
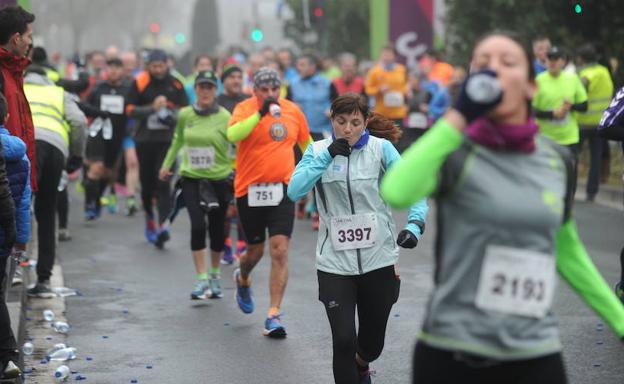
248, 183, 283, 207
475, 246, 556, 319
407, 112, 428, 129
187, 147, 215, 170
330, 213, 378, 251
383, 91, 404, 108
100, 94, 124, 114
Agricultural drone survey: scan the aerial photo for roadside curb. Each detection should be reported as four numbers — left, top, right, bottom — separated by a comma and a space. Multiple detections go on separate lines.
577, 182, 623, 211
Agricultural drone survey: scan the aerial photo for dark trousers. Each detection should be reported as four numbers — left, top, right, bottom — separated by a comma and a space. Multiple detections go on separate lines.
181, 178, 229, 252
412, 343, 567, 384
0, 255, 17, 364
579, 127, 604, 197
566, 143, 580, 198
318, 265, 400, 384
136, 142, 171, 224
35, 141, 65, 283
57, 188, 69, 229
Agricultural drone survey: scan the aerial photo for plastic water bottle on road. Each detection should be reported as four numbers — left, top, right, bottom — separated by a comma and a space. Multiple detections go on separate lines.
47, 347, 76, 361
54, 365, 70, 381
52, 321, 70, 333
22, 342, 33, 355
43, 309, 54, 322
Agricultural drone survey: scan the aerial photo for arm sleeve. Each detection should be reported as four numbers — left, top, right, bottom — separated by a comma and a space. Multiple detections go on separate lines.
381, 118, 464, 208
382, 140, 429, 238
15, 158, 31, 244
556, 219, 624, 337
287, 144, 333, 202
534, 109, 555, 119
571, 101, 588, 112
64, 93, 87, 158
162, 110, 186, 170
125, 81, 155, 119
227, 112, 260, 142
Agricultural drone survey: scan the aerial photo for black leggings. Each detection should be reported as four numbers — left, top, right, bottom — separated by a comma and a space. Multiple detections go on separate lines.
318, 265, 400, 384
181, 178, 229, 252
136, 142, 171, 224
412, 343, 567, 384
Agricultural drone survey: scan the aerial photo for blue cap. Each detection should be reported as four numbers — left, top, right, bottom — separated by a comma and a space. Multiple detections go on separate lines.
147, 49, 168, 63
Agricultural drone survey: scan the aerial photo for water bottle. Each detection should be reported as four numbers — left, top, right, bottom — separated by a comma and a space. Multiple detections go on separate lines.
52, 321, 70, 333
89, 117, 103, 137
269, 103, 281, 118
43, 309, 55, 322
46, 343, 66, 356
466, 72, 502, 104
54, 365, 70, 381
102, 118, 113, 140
22, 342, 33, 355
57, 171, 68, 192
47, 347, 76, 361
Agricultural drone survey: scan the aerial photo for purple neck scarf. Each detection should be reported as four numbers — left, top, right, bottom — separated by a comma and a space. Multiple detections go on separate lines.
465, 118, 538, 153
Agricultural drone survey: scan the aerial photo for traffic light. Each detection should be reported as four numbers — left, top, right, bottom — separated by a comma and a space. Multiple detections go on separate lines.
574, 3, 582, 13
313, 6, 324, 17
150, 22, 160, 34
175, 33, 186, 44
251, 28, 264, 42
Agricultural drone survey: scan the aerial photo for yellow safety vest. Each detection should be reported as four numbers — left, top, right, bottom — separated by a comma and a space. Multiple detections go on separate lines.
24, 83, 70, 145
578, 64, 614, 126
44, 68, 61, 84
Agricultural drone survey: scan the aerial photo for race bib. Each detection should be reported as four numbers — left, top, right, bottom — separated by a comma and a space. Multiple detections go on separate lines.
475, 246, 556, 319
330, 213, 378, 251
248, 183, 283, 207
100, 94, 124, 114
383, 91, 404, 108
407, 112, 428, 129
187, 147, 215, 170
147, 113, 169, 130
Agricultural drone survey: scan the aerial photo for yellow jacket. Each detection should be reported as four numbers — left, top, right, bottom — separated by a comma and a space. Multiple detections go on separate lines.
365, 63, 409, 120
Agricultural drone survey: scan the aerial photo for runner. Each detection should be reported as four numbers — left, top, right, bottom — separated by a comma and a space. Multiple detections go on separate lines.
82, 57, 130, 220
227, 67, 312, 337
126, 49, 188, 248
288, 93, 428, 384
217, 64, 250, 264
159, 71, 232, 300
380, 32, 624, 384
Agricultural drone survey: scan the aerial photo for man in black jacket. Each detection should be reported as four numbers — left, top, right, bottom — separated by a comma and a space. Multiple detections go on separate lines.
125, 49, 187, 248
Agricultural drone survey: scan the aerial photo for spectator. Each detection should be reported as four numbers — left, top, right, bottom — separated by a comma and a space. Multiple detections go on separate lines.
532, 36, 551, 75
332, 53, 365, 96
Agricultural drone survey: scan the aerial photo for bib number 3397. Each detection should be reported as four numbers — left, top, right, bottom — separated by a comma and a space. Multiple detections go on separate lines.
475, 245, 556, 319
248, 183, 283, 207
330, 213, 377, 251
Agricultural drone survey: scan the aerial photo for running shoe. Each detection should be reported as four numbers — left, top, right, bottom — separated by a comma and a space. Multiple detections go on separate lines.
1, 361, 20, 379
221, 238, 234, 265
85, 203, 99, 221
233, 268, 254, 314
58, 228, 72, 242
262, 313, 287, 338
296, 199, 306, 219
27, 281, 56, 299
190, 280, 209, 300
235, 240, 247, 258
126, 197, 138, 217
208, 277, 223, 298
107, 194, 118, 214
145, 219, 158, 243
615, 282, 624, 304
154, 229, 170, 249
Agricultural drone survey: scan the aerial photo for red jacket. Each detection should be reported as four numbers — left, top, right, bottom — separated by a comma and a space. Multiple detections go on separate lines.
0, 48, 36, 191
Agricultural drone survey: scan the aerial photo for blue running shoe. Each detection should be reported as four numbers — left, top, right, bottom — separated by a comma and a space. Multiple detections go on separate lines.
145, 220, 158, 243
262, 314, 287, 338
85, 203, 99, 221
221, 238, 234, 265
190, 280, 209, 300
233, 268, 254, 314
154, 229, 170, 249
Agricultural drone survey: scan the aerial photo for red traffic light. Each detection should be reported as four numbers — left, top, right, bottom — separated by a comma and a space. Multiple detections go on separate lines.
313, 7, 324, 17
150, 23, 160, 34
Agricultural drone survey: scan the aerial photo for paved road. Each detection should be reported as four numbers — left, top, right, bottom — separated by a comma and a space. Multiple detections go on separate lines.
29, 192, 624, 383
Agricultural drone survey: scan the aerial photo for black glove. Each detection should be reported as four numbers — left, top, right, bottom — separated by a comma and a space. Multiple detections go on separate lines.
327, 138, 351, 158
259, 98, 279, 117
454, 69, 504, 123
66, 156, 83, 173
396, 229, 418, 249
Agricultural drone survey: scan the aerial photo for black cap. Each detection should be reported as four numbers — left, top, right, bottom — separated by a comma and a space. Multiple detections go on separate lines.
106, 58, 123, 67
547, 46, 565, 59
146, 49, 168, 64
195, 70, 218, 86
221, 64, 243, 82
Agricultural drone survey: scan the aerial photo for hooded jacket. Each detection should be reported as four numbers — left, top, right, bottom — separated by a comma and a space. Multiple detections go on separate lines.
0, 126, 30, 252
0, 47, 36, 191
